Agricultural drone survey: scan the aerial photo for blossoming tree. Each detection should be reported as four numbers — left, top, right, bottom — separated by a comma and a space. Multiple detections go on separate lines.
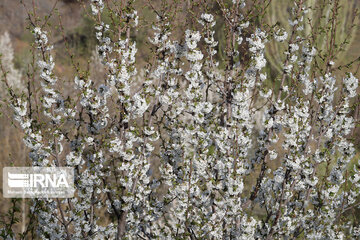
1, 0, 360, 239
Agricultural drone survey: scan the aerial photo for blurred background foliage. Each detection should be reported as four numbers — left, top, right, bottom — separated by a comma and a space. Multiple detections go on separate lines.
266, 0, 359, 74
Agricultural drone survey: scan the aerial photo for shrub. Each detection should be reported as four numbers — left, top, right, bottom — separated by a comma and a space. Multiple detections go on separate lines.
1, 0, 360, 239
